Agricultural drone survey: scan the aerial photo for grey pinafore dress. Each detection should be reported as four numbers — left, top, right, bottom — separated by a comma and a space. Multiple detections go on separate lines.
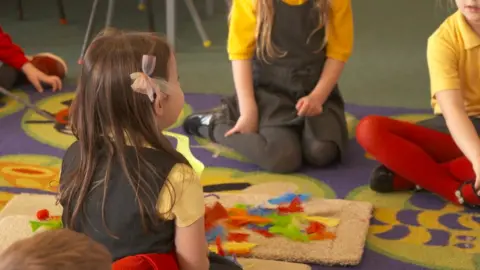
220, 0, 348, 159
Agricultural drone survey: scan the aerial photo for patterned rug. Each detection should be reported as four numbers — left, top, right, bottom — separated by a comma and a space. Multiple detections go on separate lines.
0, 87, 479, 270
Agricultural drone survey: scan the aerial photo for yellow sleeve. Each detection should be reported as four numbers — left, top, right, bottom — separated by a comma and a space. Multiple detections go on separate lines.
326, 0, 354, 62
427, 33, 460, 97
227, 0, 257, 61
157, 163, 205, 228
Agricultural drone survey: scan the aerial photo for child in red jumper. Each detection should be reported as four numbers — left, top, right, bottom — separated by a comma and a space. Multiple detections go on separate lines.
0, 26, 65, 93
356, 0, 480, 208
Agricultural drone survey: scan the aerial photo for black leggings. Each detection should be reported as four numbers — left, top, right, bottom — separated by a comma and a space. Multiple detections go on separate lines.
0, 63, 21, 90
208, 252, 243, 270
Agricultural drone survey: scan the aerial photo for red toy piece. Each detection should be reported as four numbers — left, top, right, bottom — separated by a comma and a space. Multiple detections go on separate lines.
215, 236, 225, 257
306, 221, 326, 234
277, 196, 304, 213
204, 202, 229, 231
251, 228, 274, 238
36, 209, 50, 221
205, 203, 229, 224
227, 232, 250, 242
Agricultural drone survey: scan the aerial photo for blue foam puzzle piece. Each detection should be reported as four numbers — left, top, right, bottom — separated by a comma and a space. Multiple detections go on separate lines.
268, 193, 311, 205
247, 207, 274, 216
206, 225, 225, 242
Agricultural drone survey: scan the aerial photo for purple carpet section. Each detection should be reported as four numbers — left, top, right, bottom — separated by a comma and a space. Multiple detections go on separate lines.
0, 87, 458, 270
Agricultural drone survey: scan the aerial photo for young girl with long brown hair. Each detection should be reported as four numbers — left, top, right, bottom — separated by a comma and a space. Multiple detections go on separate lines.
356, 0, 480, 207
183, 0, 354, 173
58, 30, 242, 270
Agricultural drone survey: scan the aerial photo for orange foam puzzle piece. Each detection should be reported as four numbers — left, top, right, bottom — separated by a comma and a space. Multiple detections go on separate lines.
227, 208, 248, 216
308, 231, 336, 240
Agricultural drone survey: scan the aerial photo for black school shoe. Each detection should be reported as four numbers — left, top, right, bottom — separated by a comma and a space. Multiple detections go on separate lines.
370, 165, 420, 193
183, 107, 226, 141
370, 165, 396, 193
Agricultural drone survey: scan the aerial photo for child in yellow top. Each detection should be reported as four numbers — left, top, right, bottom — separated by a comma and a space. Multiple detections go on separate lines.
184, 0, 354, 173
58, 29, 240, 270
355, 1, 480, 206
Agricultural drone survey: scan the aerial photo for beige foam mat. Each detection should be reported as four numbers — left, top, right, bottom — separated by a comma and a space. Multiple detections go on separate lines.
0, 194, 311, 270
205, 193, 373, 266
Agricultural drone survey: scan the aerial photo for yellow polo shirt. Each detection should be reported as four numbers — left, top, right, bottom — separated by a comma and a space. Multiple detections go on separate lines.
227, 0, 354, 62
427, 11, 480, 115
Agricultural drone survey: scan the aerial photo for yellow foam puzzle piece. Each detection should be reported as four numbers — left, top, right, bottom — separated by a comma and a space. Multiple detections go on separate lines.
209, 242, 258, 253
305, 216, 340, 227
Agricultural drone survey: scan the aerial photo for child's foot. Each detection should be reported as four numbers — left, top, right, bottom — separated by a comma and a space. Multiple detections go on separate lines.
455, 181, 480, 208
370, 165, 417, 193
183, 106, 226, 141
30, 53, 68, 79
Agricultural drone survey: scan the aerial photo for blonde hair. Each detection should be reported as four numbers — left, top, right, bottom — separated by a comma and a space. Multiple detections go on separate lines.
255, 0, 330, 61
0, 229, 112, 270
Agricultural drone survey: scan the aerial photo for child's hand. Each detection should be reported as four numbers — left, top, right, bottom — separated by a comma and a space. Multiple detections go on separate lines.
296, 94, 324, 117
21, 63, 62, 92
225, 111, 258, 136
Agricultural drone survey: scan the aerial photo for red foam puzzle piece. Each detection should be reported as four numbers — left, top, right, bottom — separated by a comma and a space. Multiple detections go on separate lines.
277, 196, 304, 213
216, 236, 225, 256
36, 209, 50, 221
306, 221, 326, 234
205, 202, 229, 231
252, 228, 274, 238
227, 232, 250, 242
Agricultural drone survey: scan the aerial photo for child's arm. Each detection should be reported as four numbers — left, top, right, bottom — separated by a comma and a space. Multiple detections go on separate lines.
175, 218, 209, 270
158, 164, 209, 270
436, 90, 480, 163
427, 36, 480, 170
0, 27, 29, 70
227, 0, 257, 116
310, 0, 354, 103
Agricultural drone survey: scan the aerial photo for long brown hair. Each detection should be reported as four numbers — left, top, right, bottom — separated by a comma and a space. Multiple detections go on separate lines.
59, 29, 186, 234
255, 0, 330, 61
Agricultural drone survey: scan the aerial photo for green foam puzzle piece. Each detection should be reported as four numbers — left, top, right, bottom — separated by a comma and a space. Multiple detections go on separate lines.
268, 225, 309, 242
29, 220, 63, 232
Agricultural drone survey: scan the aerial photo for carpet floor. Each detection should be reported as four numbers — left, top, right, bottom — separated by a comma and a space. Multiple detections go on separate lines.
0, 87, 478, 269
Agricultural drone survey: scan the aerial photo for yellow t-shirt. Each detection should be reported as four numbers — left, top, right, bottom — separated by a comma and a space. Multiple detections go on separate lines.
227, 0, 354, 62
157, 163, 205, 227
427, 11, 480, 115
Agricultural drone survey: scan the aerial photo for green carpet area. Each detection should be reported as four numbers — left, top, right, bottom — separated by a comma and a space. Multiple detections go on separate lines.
0, 0, 455, 109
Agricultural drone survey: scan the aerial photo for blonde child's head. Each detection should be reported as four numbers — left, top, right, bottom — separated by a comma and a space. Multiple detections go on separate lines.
0, 229, 111, 270
254, 0, 330, 61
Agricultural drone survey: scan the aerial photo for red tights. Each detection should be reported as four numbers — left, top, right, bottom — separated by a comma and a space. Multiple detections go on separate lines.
356, 115, 480, 205
112, 252, 178, 270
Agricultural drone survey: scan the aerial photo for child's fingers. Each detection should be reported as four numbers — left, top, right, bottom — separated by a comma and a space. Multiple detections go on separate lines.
224, 126, 238, 137
31, 78, 44, 93
296, 99, 304, 111
297, 103, 309, 116
54, 76, 63, 91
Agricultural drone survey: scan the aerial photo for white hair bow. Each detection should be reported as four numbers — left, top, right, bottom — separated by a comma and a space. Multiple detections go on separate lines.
130, 55, 168, 102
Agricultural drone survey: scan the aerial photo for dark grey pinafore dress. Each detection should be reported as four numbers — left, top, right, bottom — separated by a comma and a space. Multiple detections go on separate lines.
219, 0, 348, 161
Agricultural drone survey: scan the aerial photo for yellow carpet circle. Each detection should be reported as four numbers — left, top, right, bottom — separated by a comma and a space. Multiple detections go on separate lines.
346, 186, 480, 270
22, 92, 192, 150
0, 89, 29, 118
0, 154, 61, 194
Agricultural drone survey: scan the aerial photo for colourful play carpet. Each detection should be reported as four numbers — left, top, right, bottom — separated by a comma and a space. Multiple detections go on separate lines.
0, 87, 479, 270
